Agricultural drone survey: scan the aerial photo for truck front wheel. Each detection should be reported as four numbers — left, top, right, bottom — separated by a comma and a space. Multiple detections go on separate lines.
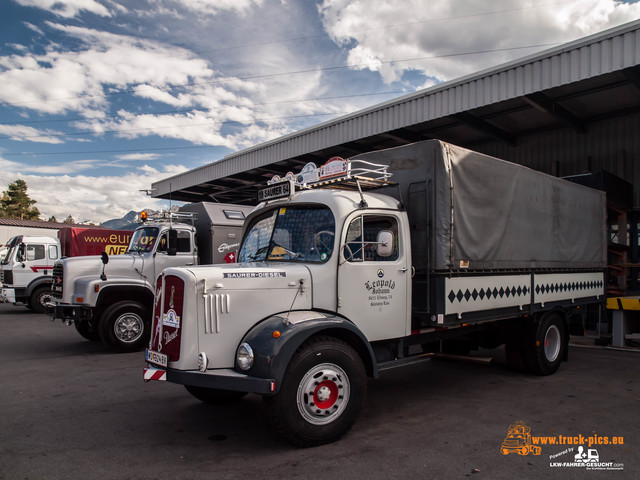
264, 336, 367, 447
75, 320, 100, 342
29, 285, 53, 314
98, 301, 149, 352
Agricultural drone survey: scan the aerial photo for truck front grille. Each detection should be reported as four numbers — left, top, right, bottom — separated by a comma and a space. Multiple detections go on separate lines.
52, 264, 64, 298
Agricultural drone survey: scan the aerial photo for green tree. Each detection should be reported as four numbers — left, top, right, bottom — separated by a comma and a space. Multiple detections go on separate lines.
0, 179, 40, 220
48, 215, 58, 222
63, 215, 75, 224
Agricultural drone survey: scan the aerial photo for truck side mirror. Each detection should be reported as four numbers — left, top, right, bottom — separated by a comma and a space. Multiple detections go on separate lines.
17, 243, 25, 262
167, 229, 178, 256
100, 252, 108, 281
376, 231, 394, 258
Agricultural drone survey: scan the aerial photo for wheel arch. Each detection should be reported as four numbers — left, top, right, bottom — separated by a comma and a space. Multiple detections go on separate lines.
96, 285, 154, 311
26, 276, 53, 297
240, 312, 378, 394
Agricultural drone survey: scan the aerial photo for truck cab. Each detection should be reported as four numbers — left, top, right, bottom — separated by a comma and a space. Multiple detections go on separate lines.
0, 235, 60, 313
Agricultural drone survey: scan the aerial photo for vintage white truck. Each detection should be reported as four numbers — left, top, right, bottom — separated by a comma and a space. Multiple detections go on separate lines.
50, 203, 252, 352
144, 140, 606, 446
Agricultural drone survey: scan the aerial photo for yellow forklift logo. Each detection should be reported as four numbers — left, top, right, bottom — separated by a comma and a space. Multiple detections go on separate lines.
501, 421, 542, 456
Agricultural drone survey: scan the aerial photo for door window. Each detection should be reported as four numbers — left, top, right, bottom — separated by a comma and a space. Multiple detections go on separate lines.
344, 215, 399, 262
26, 244, 45, 261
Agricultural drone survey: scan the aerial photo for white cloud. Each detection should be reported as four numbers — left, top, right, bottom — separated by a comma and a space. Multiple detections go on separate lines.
0, 124, 66, 143
170, 0, 265, 16
27, 160, 99, 174
13, 164, 189, 223
15, 0, 112, 18
116, 153, 163, 161
319, 0, 640, 84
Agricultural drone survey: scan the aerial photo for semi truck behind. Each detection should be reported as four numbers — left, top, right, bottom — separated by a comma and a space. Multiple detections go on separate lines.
144, 140, 606, 446
0, 227, 132, 313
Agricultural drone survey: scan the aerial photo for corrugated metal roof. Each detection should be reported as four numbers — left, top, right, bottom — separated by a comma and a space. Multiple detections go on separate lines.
0, 218, 105, 229
152, 19, 640, 201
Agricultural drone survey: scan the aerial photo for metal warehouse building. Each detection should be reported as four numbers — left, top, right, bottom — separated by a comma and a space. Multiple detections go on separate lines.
152, 20, 640, 332
152, 19, 640, 209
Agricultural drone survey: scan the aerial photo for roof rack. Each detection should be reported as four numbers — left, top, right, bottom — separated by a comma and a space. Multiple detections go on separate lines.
142, 210, 197, 226
267, 157, 395, 192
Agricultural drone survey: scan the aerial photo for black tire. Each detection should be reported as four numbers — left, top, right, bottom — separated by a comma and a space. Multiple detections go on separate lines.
98, 301, 149, 352
521, 313, 567, 375
264, 336, 367, 447
29, 285, 53, 314
75, 320, 101, 342
185, 385, 247, 404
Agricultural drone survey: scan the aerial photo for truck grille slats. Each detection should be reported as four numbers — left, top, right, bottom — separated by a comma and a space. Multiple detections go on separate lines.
52, 264, 63, 298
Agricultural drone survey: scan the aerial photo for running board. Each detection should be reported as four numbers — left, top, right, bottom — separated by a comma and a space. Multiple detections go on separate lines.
377, 353, 433, 371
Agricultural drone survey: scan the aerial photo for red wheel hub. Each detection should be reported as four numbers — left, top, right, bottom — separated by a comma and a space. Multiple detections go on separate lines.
313, 380, 339, 409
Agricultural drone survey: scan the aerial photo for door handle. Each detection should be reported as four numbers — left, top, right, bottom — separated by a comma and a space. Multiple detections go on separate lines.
400, 267, 408, 272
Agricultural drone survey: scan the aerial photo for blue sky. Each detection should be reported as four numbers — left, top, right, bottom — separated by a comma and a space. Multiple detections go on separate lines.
1, 0, 639, 223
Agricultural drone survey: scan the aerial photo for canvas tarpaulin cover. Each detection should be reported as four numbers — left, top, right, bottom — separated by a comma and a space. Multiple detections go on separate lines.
352, 140, 607, 271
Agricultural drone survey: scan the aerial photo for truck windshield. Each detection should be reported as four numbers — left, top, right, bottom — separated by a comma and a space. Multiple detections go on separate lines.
128, 227, 159, 253
1, 245, 15, 265
1, 237, 20, 265
239, 206, 335, 263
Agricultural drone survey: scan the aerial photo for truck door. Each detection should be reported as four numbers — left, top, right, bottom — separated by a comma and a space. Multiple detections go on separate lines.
337, 213, 410, 341
14, 242, 54, 287
153, 228, 198, 280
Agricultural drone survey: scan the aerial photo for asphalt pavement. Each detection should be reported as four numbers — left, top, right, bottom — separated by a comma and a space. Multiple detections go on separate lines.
0, 303, 637, 479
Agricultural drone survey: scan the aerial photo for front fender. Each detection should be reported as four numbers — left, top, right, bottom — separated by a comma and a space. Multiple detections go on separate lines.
240, 311, 378, 394
26, 276, 53, 297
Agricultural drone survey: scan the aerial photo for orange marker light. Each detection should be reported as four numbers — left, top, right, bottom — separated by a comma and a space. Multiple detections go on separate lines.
273, 331, 281, 338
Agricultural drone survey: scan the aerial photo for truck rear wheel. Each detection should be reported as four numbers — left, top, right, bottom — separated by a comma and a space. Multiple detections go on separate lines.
98, 301, 149, 352
521, 313, 567, 375
29, 285, 53, 314
264, 336, 367, 447
184, 385, 247, 404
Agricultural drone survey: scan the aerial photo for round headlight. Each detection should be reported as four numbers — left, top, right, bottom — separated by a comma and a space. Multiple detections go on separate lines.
236, 343, 254, 371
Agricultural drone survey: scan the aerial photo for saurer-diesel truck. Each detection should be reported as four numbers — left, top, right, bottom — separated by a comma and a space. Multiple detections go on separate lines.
144, 140, 606, 446
51, 203, 253, 352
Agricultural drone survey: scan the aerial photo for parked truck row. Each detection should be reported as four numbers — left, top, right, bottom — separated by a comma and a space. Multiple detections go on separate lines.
140, 140, 606, 446
50, 203, 253, 351
0, 227, 132, 313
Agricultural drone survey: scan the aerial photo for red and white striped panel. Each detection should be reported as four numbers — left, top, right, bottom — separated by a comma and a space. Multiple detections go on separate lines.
143, 368, 167, 382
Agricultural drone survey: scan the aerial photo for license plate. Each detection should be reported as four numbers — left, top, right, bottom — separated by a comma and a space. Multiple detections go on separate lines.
146, 349, 168, 367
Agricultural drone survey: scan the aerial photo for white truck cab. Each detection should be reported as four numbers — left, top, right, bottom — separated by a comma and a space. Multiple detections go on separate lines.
0, 235, 60, 312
